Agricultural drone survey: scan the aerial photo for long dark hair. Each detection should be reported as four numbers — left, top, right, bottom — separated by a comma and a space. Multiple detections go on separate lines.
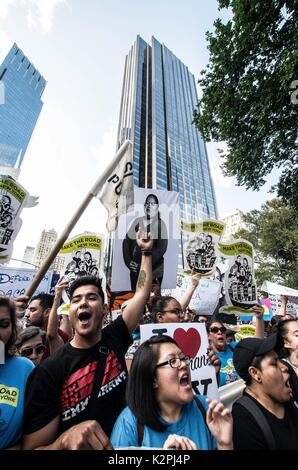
0, 296, 19, 358
126, 335, 179, 431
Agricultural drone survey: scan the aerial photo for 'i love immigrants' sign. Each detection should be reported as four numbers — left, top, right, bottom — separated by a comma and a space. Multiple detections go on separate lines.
140, 323, 219, 400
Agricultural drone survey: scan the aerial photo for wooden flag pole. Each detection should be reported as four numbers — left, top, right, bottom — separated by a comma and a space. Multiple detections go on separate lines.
25, 140, 131, 298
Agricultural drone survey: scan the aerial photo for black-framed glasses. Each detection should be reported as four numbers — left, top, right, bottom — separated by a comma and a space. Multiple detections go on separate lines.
209, 326, 226, 334
156, 355, 190, 369
162, 308, 183, 317
20, 345, 46, 357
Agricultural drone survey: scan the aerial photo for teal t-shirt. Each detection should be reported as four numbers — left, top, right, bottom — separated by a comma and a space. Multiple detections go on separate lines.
216, 341, 239, 387
0, 356, 34, 449
111, 395, 217, 450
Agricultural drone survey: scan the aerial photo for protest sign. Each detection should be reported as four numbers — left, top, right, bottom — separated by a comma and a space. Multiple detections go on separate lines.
140, 323, 219, 400
161, 273, 222, 316
181, 219, 225, 276
59, 232, 106, 301
194, 279, 222, 315
235, 325, 256, 342
218, 239, 257, 316
111, 187, 180, 291
0, 266, 53, 298
268, 295, 297, 318
261, 281, 298, 304
0, 176, 33, 262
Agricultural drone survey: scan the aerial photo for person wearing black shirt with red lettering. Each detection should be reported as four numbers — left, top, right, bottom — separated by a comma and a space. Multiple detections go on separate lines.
22, 230, 153, 450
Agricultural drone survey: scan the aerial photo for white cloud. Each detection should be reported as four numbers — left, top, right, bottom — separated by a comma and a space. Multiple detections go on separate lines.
206, 141, 233, 189
0, 0, 16, 20
0, 0, 66, 33
0, 30, 11, 61
90, 122, 118, 168
26, 0, 66, 33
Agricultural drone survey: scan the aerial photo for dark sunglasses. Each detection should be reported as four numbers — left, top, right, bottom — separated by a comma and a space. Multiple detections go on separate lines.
20, 345, 46, 357
209, 326, 226, 334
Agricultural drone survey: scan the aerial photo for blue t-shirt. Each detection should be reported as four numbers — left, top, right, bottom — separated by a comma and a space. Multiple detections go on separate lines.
111, 395, 217, 450
0, 356, 34, 449
216, 341, 239, 387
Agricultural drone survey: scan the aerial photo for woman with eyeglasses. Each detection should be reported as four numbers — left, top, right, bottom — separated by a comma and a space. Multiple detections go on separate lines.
111, 335, 233, 449
123, 194, 168, 291
0, 296, 34, 449
208, 305, 265, 387
15, 327, 47, 366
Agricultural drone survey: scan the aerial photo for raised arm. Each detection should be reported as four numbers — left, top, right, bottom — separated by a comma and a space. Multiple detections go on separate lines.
47, 277, 69, 354
179, 272, 201, 312
252, 304, 265, 339
122, 230, 153, 334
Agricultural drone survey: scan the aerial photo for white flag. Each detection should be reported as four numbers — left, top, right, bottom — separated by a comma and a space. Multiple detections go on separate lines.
95, 140, 134, 232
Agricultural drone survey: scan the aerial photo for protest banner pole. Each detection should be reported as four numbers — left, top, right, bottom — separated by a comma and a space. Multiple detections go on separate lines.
25, 140, 131, 298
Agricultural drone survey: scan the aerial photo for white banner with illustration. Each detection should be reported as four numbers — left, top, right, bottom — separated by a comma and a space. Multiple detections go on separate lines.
0, 176, 38, 263
111, 187, 180, 291
181, 220, 225, 276
59, 232, 106, 301
218, 239, 257, 316
0, 266, 53, 298
140, 323, 219, 400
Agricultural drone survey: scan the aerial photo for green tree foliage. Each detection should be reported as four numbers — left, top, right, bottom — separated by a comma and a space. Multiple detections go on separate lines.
194, 0, 298, 212
234, 199, 298, 288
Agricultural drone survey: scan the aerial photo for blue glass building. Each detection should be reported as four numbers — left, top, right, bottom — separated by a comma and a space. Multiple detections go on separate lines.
0, 43, 46, 170
117, 36, 218, 268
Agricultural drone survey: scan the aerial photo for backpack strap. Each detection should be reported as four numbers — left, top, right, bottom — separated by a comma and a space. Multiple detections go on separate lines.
236, 395, 276, 449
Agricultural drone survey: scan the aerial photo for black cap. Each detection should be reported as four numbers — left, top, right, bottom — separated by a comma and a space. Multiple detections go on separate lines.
233, 333, 284, 382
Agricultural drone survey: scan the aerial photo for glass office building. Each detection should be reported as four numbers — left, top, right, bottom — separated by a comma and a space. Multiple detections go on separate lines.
117, 36, 218, 267
0, 43, 46, 171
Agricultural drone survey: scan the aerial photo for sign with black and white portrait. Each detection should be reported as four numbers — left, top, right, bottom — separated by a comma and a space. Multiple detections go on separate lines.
111, 187, 180, 291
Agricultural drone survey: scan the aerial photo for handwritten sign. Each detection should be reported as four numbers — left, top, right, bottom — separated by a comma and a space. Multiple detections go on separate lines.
0, 266, 53, 298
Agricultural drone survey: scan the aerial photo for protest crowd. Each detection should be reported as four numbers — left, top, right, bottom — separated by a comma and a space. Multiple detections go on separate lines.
1, 223, 298, 452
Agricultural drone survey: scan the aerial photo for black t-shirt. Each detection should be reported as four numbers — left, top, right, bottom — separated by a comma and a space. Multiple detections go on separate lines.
23, 316, 132, 438
232, 391, 298, 449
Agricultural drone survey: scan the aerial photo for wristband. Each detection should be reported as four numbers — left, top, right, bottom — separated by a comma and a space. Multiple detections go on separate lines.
141, 251, 152, 256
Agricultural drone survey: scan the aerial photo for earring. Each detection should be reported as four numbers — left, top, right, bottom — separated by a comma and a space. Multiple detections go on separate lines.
257, 377, 262, 383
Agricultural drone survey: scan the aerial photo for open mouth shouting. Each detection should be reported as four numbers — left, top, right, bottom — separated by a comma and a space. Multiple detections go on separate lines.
179, 372, 191, 390
78, 311, 92, 326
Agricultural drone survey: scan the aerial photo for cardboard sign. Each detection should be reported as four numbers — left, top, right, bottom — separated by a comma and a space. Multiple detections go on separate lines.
140, 323, 219, 400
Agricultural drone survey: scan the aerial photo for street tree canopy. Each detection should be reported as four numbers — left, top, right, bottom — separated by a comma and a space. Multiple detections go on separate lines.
194, 0, 298, 212
234, 198, 298, 289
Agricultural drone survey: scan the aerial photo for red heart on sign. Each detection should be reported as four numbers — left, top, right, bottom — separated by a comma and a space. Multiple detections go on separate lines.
173, 328, 201, 358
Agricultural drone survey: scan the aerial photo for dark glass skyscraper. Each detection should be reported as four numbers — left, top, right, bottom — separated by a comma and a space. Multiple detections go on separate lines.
117, 36, 218, 267
0, 43, 46, 172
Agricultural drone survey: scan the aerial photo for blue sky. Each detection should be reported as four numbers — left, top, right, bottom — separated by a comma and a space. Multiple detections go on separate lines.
0, 0, 277, 263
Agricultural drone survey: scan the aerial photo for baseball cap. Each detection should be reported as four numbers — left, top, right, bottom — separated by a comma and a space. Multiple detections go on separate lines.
233, 333, 284, 382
